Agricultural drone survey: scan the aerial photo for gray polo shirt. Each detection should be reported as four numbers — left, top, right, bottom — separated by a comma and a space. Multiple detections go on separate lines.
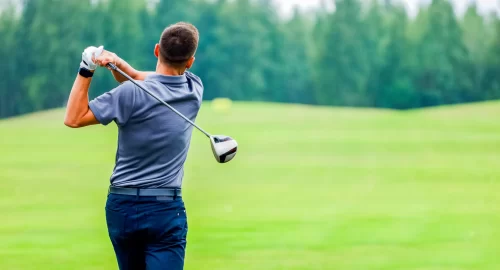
89, 72, 203, 188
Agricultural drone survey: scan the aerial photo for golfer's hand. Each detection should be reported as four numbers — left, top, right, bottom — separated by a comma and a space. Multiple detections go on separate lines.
95, 50, 120, 70
80, 46, 104, 71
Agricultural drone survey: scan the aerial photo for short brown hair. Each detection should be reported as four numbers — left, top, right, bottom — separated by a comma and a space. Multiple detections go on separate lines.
159, 22, 199, 67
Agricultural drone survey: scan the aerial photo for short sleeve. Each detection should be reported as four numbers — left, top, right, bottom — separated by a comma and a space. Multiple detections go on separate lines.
89, 81, 136, 126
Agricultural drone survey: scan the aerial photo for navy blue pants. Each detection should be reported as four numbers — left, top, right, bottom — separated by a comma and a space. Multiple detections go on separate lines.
105, 193, 188, 270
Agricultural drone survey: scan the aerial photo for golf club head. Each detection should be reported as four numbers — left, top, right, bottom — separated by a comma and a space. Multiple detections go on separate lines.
210, 135, 238, 163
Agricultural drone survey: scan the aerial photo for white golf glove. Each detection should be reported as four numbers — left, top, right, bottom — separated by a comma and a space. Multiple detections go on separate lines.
80, 46, 104, 70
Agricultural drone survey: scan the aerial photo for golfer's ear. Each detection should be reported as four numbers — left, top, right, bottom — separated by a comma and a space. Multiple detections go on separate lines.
186, 56, 195, 69
154, 44, 160, 58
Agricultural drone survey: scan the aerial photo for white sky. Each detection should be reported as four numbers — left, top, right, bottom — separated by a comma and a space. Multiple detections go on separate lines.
277, 0, 500, 17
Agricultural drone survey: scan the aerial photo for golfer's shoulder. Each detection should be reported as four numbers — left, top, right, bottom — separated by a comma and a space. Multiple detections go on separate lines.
119, 80, 149, 97
185, 71, 203, 88
117, 80, 137, 91
108, 80, 136, 96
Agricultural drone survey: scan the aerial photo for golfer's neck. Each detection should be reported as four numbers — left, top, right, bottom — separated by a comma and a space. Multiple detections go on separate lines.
156, 63, 185, 76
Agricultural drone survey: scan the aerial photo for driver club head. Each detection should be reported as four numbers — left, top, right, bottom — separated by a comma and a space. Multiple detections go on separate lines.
210, 135, 238, 163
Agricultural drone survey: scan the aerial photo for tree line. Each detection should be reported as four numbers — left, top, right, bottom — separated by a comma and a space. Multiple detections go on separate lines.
0, 0, 499, 118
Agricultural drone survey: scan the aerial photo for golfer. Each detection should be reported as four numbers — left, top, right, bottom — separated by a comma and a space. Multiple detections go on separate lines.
64, 22, 202, 270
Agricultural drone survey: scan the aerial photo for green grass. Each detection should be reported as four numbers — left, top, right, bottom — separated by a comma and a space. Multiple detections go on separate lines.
1, 101, 500, 270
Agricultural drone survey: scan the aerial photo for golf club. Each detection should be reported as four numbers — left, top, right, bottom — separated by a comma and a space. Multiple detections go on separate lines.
107, 63, 238, 163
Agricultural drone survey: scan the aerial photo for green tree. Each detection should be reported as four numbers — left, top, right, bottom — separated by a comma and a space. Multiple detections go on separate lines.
0, 5, 21, 117
375, 2, 417, 108
17, 0, 92, 111
90, 0, 146, 97
199, 0, 274, 101
364, 0, 389, 107
280, 8, 314, 104
314, 0, 370, 106
253, 0, 287, 102
12, 0, 38, 115
413, 0, 471, 106
461, 1, 492, 101
484, 15, 500, 99
137, 5, 159, 70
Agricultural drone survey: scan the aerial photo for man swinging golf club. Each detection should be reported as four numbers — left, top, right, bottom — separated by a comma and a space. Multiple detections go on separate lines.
64, 22, 235, 270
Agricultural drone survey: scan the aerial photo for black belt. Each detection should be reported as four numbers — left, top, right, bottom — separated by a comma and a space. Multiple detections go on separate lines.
109, 186, 182, 197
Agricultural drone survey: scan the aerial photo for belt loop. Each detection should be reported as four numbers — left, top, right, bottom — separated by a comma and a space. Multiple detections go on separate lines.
136, 188, 140, 199
173, 189, 178, 201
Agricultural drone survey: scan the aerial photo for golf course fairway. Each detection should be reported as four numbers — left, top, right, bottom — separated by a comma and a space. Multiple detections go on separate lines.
1, 102, 499, 270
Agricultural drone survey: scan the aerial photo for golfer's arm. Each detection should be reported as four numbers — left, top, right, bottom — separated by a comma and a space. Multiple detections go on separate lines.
112, 57, 154, 83
64, 74, 99, 128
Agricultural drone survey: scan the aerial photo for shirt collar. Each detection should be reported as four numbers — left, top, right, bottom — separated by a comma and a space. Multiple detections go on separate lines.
145, 73, 188, 84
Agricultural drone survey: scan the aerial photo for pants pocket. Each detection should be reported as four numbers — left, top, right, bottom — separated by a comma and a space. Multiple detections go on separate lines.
174, 205, 188, 240
105, 207, 126, 237
176, 214, 188, 240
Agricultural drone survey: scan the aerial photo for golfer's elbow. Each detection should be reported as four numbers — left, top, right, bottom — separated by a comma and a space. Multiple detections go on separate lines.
64, 120, 80, 128
64, 116, 82, 128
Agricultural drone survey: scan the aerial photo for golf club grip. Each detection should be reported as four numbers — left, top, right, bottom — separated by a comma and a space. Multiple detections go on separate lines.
105, 63, 211, 138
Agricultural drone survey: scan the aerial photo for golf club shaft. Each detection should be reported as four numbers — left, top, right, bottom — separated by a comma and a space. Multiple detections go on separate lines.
107, 63, 211, 138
